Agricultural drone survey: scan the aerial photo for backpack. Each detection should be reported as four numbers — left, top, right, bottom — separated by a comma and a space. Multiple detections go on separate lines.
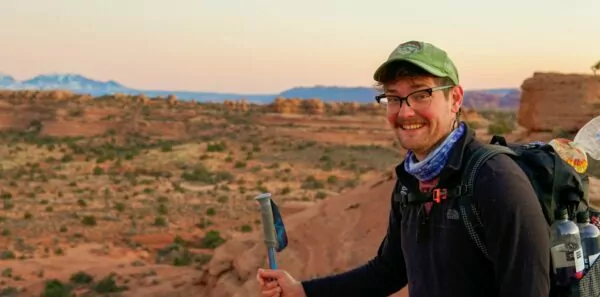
456, 135, 595, 297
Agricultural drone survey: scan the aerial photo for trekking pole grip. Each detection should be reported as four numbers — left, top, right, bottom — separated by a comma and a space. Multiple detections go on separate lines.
256, 193, 278, 269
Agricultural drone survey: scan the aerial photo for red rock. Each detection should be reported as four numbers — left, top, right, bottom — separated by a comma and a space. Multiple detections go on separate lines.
518, 72, 600, 132
196, 173, 408, 297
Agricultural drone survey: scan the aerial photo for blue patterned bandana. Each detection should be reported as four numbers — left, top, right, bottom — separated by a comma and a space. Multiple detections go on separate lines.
403, 122, 466, 182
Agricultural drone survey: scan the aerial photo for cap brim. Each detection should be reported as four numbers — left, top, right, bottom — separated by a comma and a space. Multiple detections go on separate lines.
373, 57, 447, 81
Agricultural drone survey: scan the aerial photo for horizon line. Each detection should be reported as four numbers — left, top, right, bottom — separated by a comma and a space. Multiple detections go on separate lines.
1, 71, 524, 94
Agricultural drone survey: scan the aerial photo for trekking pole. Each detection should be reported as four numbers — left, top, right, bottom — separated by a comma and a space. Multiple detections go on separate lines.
255, 192, 282, 269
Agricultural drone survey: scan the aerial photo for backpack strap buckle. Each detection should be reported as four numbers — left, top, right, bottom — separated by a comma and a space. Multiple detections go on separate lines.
432, 188, 448, 204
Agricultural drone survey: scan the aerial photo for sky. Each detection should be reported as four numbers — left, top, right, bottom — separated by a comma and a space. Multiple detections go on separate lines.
1, 0, 599, 94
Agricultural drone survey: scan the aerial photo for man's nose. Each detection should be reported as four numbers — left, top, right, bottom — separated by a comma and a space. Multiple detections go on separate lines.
395, 101, 416, 117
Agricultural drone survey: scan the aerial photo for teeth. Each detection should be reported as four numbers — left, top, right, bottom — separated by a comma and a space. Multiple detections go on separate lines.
401, 124, 424, 130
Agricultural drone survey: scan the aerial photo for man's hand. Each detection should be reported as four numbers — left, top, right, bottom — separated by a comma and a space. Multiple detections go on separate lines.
256, 268, 306, 297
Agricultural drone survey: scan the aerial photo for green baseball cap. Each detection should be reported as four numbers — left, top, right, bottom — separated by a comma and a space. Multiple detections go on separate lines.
373, 40, 460, 85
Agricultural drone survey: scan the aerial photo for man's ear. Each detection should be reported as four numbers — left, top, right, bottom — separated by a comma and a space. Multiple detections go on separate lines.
451, 85, 464, 113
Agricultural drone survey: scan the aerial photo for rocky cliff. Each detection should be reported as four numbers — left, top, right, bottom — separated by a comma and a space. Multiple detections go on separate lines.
195, 173, 408, 297
518, 72, 600, 132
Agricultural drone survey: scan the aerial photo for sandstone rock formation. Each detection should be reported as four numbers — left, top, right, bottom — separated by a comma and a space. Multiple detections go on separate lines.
518, 72, 600, 132
239, 98, 249, 112
347, 102, 361, 113
327, 101, 341, 114
301, 98, 325, 114
326, 101, 361, 115
135, 94, 150, 104
196, 173, 407, 297
362, 102, 385, 115
224, 98, 249, 112
167, 94, 178, 105
267, 97, 382, 115
271, 97, 302, 114
0, 90, 84, 103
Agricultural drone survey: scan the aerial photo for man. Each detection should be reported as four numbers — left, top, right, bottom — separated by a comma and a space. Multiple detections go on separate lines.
256, 40, 550, 297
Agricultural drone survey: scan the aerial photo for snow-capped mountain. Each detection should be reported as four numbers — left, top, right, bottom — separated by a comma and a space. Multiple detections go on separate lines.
0, 73, 137, 96
0, 72, 276, 102
0, 73, 17, 86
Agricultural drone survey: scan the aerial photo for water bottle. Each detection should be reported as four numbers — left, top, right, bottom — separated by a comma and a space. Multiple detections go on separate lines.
576, 211, 600, 271
550, 207, 585, 286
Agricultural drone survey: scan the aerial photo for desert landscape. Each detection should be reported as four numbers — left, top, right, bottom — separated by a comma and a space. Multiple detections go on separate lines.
0, 72, 598, 297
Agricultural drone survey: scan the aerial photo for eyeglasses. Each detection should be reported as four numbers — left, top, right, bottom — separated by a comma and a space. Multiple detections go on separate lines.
374, 85, 454, 110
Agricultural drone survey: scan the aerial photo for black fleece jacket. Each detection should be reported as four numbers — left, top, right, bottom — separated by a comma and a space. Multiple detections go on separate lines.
300, 125, 551, 297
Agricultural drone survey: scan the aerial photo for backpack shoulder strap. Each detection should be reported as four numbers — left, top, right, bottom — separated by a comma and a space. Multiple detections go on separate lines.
458, 143, 517, 260
461, 143, 517, 187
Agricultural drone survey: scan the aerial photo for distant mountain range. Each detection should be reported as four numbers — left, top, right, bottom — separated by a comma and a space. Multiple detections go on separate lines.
0, 73, 521, 109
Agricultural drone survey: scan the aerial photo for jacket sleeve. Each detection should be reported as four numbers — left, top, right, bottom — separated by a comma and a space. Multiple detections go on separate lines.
474, 154, 551, 297
300, 187, 409, 297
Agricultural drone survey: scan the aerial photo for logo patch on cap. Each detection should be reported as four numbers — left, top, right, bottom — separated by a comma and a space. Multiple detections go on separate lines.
394, 41, 422, 56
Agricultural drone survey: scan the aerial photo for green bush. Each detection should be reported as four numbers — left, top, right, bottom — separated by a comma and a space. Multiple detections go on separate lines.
200, 230, 225, 249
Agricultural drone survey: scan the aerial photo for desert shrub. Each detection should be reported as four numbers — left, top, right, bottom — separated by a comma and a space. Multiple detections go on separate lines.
153, 216, 167, 226
93, 166, 104, 175
160, 143, 172, 152
301, 176, 324, 189
487, 119, 514, 135
315, 191, 328, 199
172, 248, 194, 266
280, 186, 291, 195
180, 164, 234, 184
93, 273, 127, 293
0, 287, 19, 297
81, 216, 96, 226
206, 208, 216, 216
0, 250, 15, 259
200, 230, 225, 249
4, 200, 14, 210
114, 202, 125, 212
41, 279, 72, 297
206, 141, 227, 152
69, 271, 93, 284
195, 254, 213, 266
327, 175, 338, 184
157, 203, 168, 215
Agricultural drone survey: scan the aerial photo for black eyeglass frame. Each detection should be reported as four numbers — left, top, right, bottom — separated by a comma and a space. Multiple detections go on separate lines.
374, 85, 455, 107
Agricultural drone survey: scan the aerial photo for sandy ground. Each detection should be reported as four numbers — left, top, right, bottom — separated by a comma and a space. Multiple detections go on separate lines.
3, 176, 598, 296
0, 242, 202, 296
